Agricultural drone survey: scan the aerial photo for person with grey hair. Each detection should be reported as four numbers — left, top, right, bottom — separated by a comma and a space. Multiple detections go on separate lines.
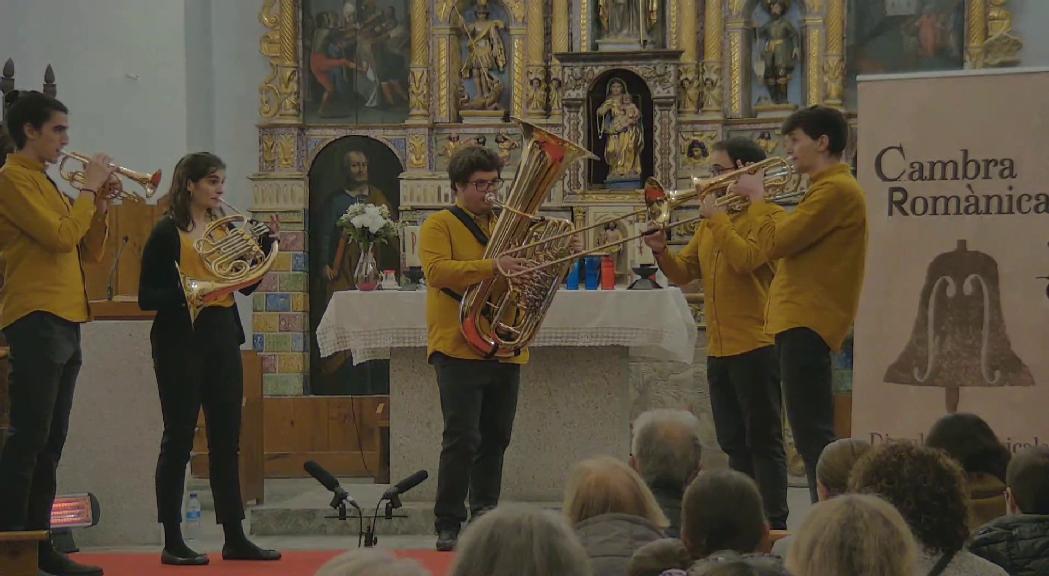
448, 504, 592, 576
314, 548, 431, 576
630, 409, 704, 537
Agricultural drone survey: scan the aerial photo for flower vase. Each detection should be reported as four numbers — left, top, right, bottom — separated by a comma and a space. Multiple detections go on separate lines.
354, 242, 381, 291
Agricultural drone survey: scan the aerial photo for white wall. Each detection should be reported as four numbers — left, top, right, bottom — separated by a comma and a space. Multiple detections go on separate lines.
0, 0, 266, 340
1013, 0, 1049, 67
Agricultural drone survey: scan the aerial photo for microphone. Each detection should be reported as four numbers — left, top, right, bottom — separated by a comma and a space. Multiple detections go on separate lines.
304, 460, 360, 510
106, 236, 129, 301
382, 470, 428, 500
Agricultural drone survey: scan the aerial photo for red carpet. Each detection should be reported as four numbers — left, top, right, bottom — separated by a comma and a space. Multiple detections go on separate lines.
75, 550, 455, 576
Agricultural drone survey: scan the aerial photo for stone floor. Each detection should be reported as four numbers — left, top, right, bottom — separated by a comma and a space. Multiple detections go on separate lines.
80, 477, 815, 554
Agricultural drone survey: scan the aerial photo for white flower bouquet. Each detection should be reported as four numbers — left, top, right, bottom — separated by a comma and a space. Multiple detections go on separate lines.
337, 203, 398, 246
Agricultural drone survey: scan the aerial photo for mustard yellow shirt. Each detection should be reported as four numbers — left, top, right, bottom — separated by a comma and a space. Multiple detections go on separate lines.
0, 154, 108, 328
419, 201, 528, 364
748, 163, 867, 352
178, 230, 235, 308
658, 205, 783, 357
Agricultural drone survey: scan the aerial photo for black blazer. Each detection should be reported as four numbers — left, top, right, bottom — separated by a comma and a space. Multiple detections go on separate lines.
139, 216, 272, 345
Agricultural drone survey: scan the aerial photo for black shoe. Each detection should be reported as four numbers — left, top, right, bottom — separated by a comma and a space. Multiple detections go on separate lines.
38, 549, 103, 576
221, 542, 281, 561
468, 507, 494, 525
161, 548, 210, 566
435, 526, 459, 552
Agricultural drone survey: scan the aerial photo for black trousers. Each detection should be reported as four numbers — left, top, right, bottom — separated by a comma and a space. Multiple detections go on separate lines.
152, 306, 245, 524
707, 345, 788, 529
777, 327, 836, 503
0, 312, 81, 531
432, 353, 520, 531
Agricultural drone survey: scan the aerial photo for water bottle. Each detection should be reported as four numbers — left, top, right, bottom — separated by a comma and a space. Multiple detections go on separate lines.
185, 492, 202, 541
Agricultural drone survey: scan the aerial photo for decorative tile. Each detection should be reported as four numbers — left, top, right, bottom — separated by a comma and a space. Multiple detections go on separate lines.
252, 334, 265, 352
291, 252, 307, 272
272, 253, 293, 272
279, 231, 305, 251
263, 373, 304, 396
265, 333, 293, 352
279, 272, 307, 292
278, 313, 305, 332
257, 273, 280, 292
291, 293, 307, 312
253, 293, 267, 312
260, 353, 278, 374
266, 293, 291, 312
253, 313, 279, 333
277, 353, 305, 374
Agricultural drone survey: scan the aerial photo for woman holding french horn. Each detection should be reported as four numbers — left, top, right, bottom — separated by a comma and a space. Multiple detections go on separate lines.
138, 152, 281, 565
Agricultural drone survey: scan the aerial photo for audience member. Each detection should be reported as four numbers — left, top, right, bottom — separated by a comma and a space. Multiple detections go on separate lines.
314, 548, 430, 576
926, 413, 1011, 528
786, 493, 915, 576
448, 504, 591, 576
969, 446, 1049, 576
850, 442, 1007, 576
564, 456, 669, 576
630, 409, 704, 538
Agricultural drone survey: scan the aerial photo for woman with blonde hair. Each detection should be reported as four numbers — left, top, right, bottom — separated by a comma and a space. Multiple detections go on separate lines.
786, 494, 915, 576
564, 456, 669, 576
448, 504, 591, 576
314, 548, 430, 576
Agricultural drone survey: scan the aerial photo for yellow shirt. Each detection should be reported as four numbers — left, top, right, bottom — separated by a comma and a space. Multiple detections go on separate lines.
178, 230, 235, 308
658, 205, 783, 357
0, 154, 108, 328
419, 201, 528, 364
748, 163, 867, 352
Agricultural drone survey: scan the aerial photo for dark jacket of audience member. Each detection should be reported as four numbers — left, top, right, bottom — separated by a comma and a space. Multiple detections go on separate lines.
627, 539, 785, 576
577, 513, 667, 576
926, 413, 1011, 529
685, 550, 786, 576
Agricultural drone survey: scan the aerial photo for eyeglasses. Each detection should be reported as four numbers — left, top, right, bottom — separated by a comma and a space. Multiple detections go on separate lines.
468, 179, 504, 192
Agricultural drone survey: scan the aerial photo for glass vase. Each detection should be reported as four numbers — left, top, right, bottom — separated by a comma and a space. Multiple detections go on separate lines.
353, 241, 381, 291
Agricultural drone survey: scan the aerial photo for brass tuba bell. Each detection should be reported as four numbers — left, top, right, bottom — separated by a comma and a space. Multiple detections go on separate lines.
884, 239, 1034, 413
177, 199, 279, 324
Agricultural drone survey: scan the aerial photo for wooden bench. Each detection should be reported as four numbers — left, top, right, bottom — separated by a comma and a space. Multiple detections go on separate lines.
0, 530, 47, 576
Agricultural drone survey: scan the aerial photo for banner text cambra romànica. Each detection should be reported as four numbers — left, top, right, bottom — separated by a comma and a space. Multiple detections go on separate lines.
853, 68, 1049, 454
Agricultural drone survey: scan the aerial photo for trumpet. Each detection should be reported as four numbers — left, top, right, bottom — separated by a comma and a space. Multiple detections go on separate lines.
58, 151, 162, 202
494, 157, 802, 278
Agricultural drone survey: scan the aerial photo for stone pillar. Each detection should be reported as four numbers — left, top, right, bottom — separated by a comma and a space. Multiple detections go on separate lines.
701, 0, 724, 116
407, 0, 430, 123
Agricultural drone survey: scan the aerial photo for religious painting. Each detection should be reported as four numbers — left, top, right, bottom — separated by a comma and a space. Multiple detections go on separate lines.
587, 208, 636, 276
453, 0, 512, 115
592, 0, 666, 51
307, 135, 403, 395
845, 0, 966, 107
301, 0, 411, 124
678, 131, 717, 177
434, 128, 523, 174
750, 0, 804, 108
587, 71, 653, 190
725, 127, 785, 160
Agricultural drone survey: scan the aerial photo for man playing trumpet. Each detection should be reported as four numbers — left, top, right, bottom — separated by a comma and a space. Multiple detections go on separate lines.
0, 91, 111, 576
732, 105, 867, 503
644, 137, 789, 530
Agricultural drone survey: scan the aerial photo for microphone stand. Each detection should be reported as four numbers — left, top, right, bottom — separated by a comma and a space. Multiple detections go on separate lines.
362, 494, 405, 548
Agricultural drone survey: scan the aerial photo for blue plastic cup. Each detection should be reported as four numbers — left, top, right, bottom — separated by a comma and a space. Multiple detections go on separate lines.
565, 259, 581, 290
584, 255, 602, 290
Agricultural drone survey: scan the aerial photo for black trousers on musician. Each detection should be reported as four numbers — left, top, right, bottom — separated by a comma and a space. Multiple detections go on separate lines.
152, 306, 245, 525
707, 345, 789, 529
777, 327, 836, 503
432, 353, 520, 532
0, 312, 81, 532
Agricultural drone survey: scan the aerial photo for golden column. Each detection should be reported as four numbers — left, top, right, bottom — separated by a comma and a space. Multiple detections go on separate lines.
804, 15, 824, 106
823, 0, 845, 108
701, 0, 724, 115
259, 0, 300, 123
725, 15, 747, 118
525, 0, 547, 117
678, 0, 699, 115
550, 0, 569, 118
966, 0, 987, 67
407, 0, 430, 123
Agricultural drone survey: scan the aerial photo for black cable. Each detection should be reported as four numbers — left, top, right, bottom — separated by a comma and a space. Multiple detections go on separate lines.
348, 396, 373, 477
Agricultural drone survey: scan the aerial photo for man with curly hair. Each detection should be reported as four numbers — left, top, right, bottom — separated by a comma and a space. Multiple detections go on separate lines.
849, 442, 1007, 576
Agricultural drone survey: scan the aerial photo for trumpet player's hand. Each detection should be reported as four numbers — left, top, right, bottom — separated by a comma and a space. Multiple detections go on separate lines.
82, 153, 116, 194
495, 255, 530, 277
733, 159, 766, 201
699, 192, 725, 219
642, 223, 668, 256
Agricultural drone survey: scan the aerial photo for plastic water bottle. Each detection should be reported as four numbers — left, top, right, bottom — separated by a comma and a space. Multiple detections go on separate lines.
185, 492, 202, 541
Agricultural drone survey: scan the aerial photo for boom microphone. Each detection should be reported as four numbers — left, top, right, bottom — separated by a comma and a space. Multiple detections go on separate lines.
382, 470, 428, 500
304, 460, 360, 510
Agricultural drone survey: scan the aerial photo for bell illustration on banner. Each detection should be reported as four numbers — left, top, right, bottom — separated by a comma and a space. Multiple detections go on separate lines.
884, 240, 1034, 414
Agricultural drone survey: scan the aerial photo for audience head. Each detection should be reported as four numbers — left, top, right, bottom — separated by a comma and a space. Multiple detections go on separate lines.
449, 504, 591, 576
786, 494, 916, 576
815, 438, 871, 500
681, 469, 767, 559
849, 441, 970, 554
704, 561, 789, 576
1005, 445, 1049, 515
314, 548, 430, 576
926, 412, 1010, 481
630, 409, 703, 492
563, 456, 669, 528
627, 538, 691, 576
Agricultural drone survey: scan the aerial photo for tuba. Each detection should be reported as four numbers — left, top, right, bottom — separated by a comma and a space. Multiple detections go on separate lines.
58, 151, 162, 202
177, 199, 279, 324
459, 118, 597, 358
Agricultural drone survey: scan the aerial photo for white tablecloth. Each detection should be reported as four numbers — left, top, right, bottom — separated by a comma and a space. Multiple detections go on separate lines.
316, 288, 698, 365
